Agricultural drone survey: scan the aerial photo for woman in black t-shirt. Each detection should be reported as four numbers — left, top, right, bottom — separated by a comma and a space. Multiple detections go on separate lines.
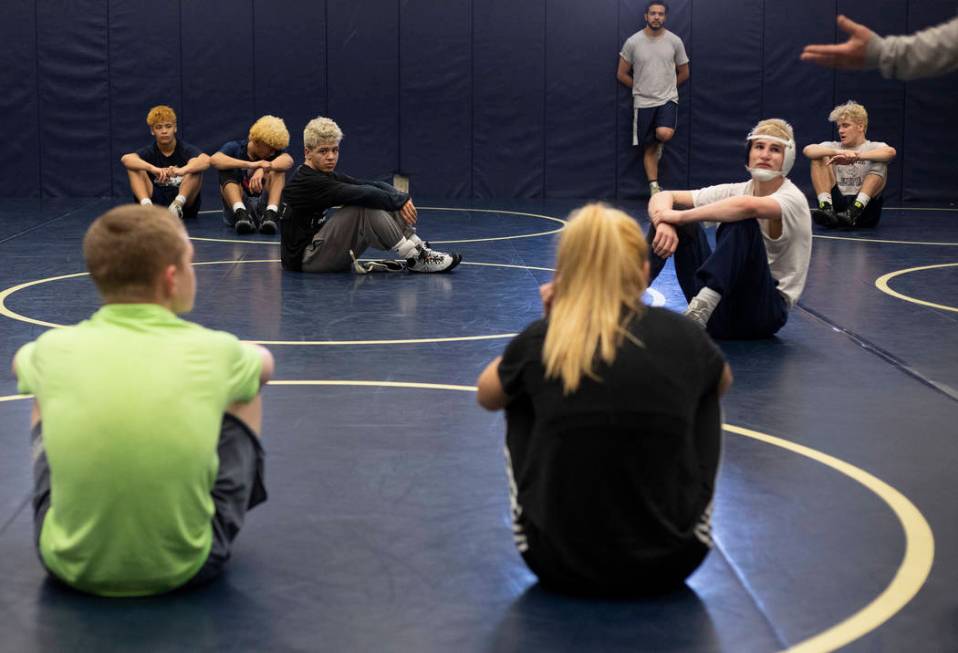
477, 203, 732, 596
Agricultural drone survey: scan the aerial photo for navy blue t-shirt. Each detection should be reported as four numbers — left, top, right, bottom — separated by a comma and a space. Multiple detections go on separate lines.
217, 139, 285, 195
135, 140, 202, 188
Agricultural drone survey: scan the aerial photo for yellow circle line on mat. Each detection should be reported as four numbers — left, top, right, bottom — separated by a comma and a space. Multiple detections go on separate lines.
0, 386, 933, 653
722, 424, 934, 653
0, 260, 667, 338
874, 262, 958, 314
193, 206, 566, 245
813, 234, 958, 247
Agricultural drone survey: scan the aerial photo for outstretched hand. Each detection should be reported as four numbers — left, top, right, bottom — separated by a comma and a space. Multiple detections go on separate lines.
800, 15, 874, 70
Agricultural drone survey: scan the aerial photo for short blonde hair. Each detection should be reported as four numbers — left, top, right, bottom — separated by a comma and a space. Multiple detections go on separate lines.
750, 118, 794, 143
83, 205, 187, 300
249, 115, 290, 150
146, 105, 176, 127
829, 101, 868, 130
543, 203, 649, 394
303, 117, 344, 149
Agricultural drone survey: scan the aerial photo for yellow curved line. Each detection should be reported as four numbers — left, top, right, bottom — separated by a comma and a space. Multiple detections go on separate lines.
814, 234, 958, 247
0, 387, 934, 652
193, 206, 567, 245
724, 424, 934, 653
874, 263, 958, 314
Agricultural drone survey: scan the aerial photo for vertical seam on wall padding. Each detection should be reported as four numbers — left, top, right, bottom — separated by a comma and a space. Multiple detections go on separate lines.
686, 0, 693, 189
251, 0, 257, 116
900, 2, 909, 203
106, 1, 114, 198
34, 0, 43, 196
542, 0, 547, 197
759, 0, 765, 118
324, 0, 329, 116
178, 0, 184, 129
397, 0, 402, 176
469, 0, 474, 197
613, 0, 619, 199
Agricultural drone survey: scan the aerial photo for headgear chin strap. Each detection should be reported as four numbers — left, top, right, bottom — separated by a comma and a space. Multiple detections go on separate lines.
745, 132, 795, 181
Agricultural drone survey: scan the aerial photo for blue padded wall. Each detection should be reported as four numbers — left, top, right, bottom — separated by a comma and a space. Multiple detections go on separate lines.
36, 1, 112, 197
2, 0, 956, 204
0, 0, 40, 197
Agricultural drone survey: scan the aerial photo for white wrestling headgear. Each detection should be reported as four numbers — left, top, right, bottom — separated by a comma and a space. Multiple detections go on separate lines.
745, 123, 795, 182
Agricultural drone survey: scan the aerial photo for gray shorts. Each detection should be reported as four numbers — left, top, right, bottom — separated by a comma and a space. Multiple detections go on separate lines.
32, 414, 267, 590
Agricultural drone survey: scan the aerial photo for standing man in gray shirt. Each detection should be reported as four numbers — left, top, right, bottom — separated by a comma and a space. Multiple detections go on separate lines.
617, 2, 689, 196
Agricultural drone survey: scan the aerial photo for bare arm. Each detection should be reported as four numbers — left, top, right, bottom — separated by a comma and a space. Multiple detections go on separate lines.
121, 152, 163, 175
718, 363, 733, 397
648, 190, 695, 224
617, 56, 634, 89
173, 153, 210, 176
802, 144, 840, 160
210, 152, 260, 171
476, 356, 509, 411
675, 62, 689, 86
658, 195, 782, 225
269, 153, 294, 172
825, 145, 897, 166
248, 344, 274, 387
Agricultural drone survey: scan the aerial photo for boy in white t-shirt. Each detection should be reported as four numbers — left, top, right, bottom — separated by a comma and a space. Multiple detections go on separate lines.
646, 118, 812, 339
803, 101, 897, 228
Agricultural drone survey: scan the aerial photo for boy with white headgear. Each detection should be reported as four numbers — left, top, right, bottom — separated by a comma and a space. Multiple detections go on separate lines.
645, 118, 812, 339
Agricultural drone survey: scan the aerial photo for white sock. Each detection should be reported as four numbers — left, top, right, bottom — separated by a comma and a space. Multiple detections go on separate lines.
140, 198, 152, 206
817, 193, 832, 206
649, 180, 660, 191
173, 194, 186, 206
407, 233, 424, 248
855, 192, 871, 207
232, 201, 245, 213
392, 236, 419, 259
266, 204, 278, 213
691, 287, 722, 312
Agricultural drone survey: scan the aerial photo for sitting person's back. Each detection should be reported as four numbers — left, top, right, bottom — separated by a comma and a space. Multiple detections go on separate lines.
478, 203, 731, 596
14, 205, 273, 596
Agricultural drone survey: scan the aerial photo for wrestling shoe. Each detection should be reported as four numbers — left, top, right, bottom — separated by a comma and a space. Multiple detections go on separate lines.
845, 202, 865, 227
168, 201, 184, 220
810, 204, 839, 228
407, 246, 462, 273
233, 208, 255, 235
683, 296, 714, 328
259, 208, 278, 235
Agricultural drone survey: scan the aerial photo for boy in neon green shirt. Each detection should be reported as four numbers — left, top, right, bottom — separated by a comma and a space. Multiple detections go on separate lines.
13, 205, 275, 596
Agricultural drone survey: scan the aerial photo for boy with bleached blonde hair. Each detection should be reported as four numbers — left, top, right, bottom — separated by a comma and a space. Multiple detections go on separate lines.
281, 116, 461, 273
210, 115, 294, 235
120, 105, 209, 220
645, 118, 812, 338
803, 101, 896, 229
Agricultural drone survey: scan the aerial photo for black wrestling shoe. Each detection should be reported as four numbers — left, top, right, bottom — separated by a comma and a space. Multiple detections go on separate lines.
846, 202, 865, 227
810, 204, 839, 228
259, 209, 278, 235
233, 208, 255, 235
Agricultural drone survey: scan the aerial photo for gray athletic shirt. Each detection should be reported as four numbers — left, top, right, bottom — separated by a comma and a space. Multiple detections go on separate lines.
620, 29, 689, 108
817, 140, 890, 196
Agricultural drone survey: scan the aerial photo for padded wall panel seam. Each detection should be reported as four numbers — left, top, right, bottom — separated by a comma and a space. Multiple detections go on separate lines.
0, 0, 41, 196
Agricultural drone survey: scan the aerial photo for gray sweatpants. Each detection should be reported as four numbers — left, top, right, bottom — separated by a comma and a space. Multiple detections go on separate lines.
301, 206, 415, 273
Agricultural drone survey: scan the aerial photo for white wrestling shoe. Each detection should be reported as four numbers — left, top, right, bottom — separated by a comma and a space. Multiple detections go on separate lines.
407, 246, 462, 273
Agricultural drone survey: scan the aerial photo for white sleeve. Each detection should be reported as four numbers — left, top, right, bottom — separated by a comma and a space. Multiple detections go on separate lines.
692, 183, 741, 208
674, 36, 689, 66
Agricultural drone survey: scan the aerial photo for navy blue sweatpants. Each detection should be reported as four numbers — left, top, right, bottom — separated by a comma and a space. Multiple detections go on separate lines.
647, 220, 788, 339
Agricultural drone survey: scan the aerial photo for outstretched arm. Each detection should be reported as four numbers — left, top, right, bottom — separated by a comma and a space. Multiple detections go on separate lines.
800, 15, 874, 70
